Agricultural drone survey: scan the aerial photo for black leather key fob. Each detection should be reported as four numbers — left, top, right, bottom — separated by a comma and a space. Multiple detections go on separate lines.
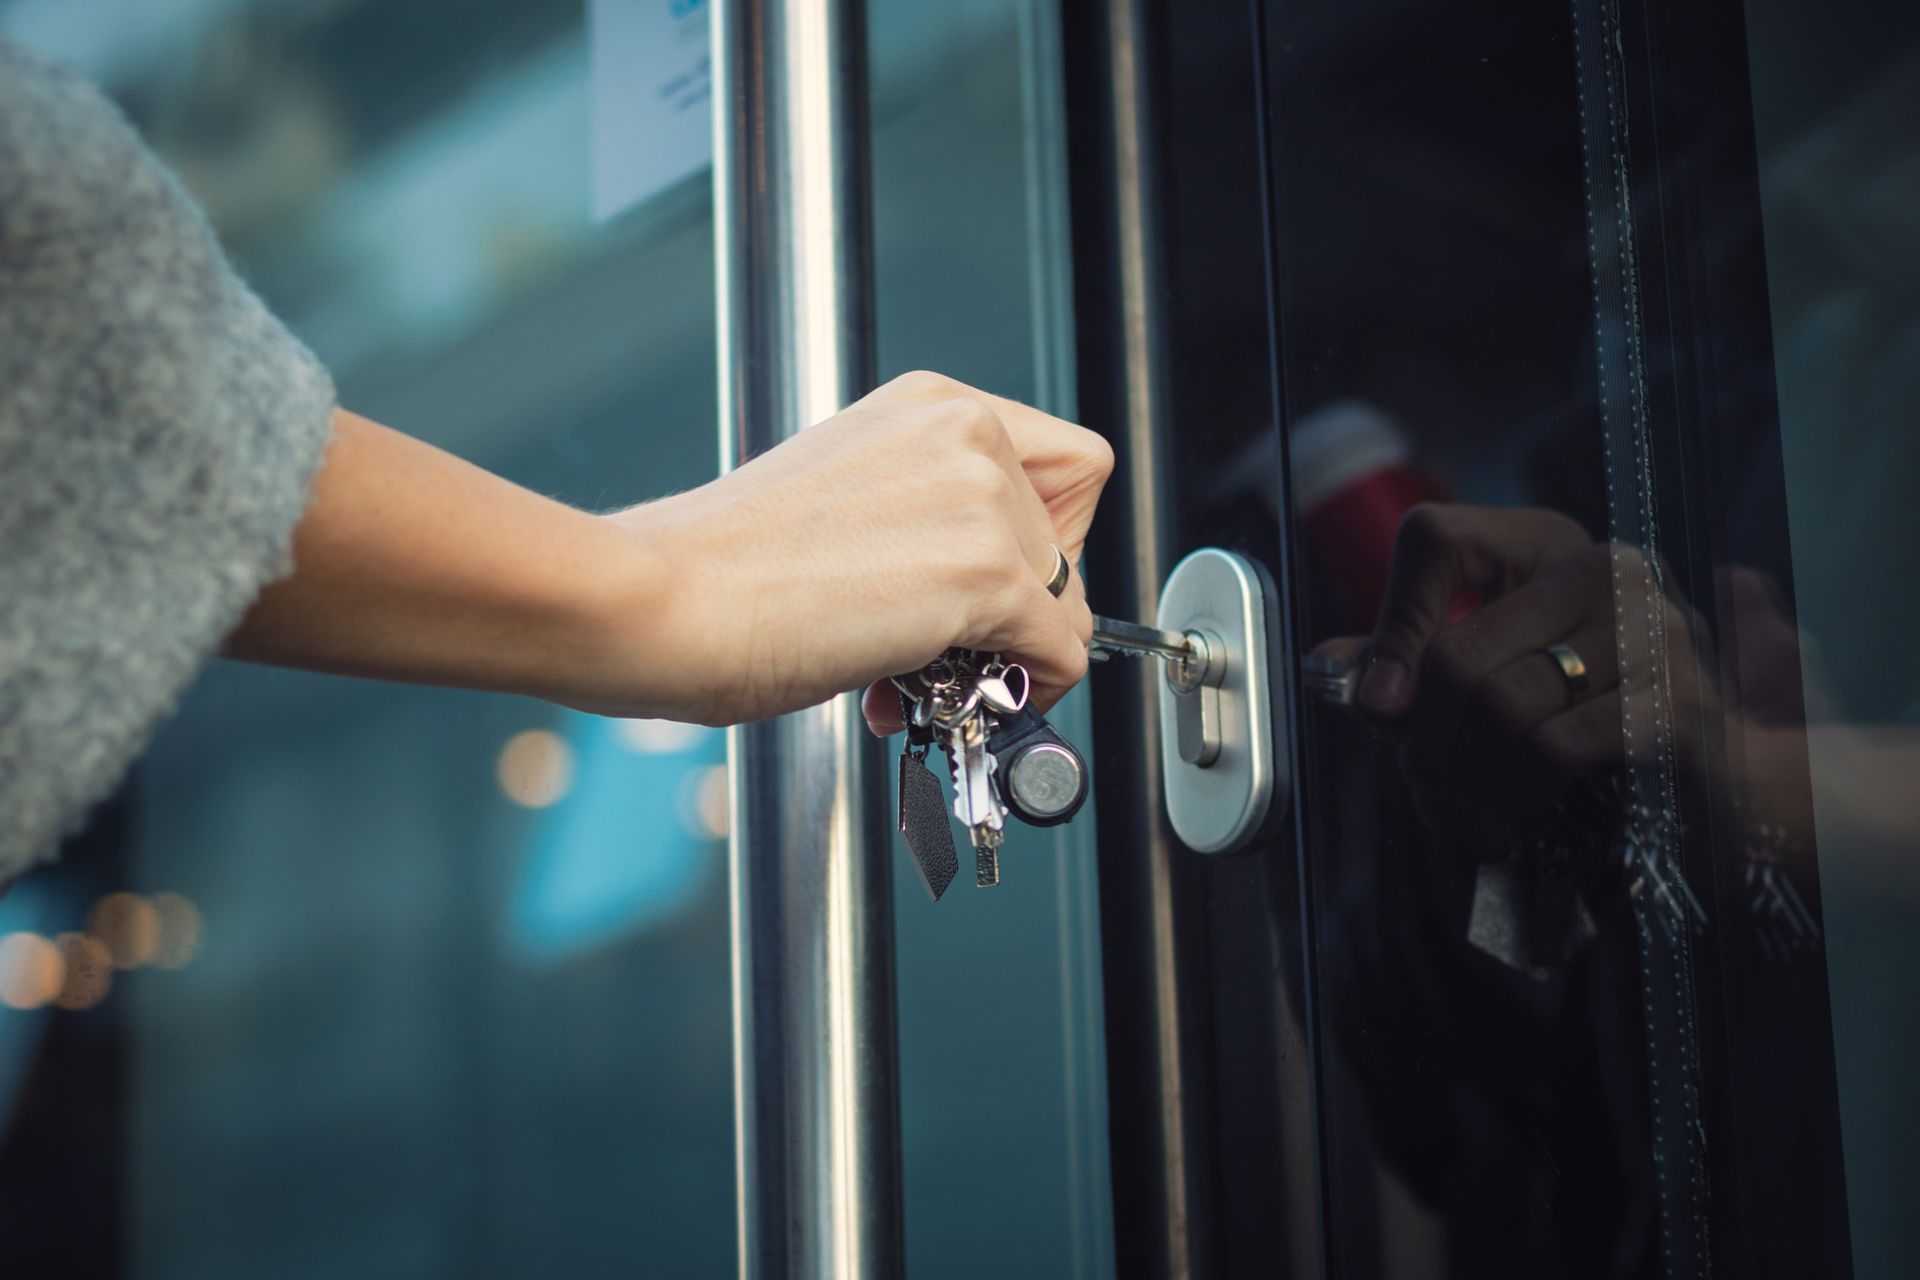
987, 706, 1089, 828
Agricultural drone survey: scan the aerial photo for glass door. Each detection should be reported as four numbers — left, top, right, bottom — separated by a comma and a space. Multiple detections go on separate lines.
0, 2, 1113, 1276
867, 1, 1114, 1275
1072, 0, 1916, 1276
0, 3, 737, 1274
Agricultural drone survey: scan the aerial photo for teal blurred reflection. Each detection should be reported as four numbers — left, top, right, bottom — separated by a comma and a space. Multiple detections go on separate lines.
509, 715, 724, 965
0, 0, 1112, 1274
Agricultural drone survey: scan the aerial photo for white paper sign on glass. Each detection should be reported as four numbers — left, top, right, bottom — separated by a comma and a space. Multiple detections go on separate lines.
590, 0, 712, 222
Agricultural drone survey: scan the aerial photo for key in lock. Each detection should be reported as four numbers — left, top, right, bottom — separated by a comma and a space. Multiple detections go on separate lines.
1090, 616, 1224, 767
1092, 548, 1285, 855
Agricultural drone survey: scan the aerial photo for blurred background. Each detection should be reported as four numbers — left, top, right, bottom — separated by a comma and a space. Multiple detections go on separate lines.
0, 1, 1111, 1276
6, 0, 1913, 1276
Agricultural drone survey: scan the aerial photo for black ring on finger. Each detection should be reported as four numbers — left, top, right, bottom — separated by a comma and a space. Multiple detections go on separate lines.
1543, 642, 1591, 698
1044, 546, 1071, 598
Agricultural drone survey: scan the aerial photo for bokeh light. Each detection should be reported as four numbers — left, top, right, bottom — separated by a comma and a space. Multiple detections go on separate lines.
89, 891, 161, 969
690, 765, 730, 841
0, 932, 64, 1011
53, 933, 113, 1010
497, 729, 575, 808
148, 893, 203, 970
616, 718, 705, 755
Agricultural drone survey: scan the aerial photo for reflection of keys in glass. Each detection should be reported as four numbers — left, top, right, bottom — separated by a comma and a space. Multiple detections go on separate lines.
1743, 817, 1820, 960
1301, 653, 1358, 706
1617, 791, 1708, 939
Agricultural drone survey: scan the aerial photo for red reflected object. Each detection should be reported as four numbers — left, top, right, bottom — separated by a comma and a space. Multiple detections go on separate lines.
1290, 401, 1473, 628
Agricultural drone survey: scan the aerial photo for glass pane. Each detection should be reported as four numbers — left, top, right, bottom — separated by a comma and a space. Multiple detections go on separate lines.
868, 1, 1113, 1276
1745, 2, 1920, 1275
1258, 0, 1905, 1273
0, 2, 730, 1274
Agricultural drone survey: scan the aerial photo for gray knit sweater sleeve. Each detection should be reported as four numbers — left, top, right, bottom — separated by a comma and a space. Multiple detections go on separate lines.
1, 40, 336, 883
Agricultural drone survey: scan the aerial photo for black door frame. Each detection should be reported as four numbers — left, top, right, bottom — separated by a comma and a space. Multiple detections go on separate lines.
1063, 3, 1326, 1276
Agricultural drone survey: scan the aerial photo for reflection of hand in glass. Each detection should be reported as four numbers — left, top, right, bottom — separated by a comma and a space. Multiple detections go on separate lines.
1315, 502, 1920, 906
1311, 504, 1714, 839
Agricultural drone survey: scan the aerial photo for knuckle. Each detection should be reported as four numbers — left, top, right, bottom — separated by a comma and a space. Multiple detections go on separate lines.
890, 369, 958, 400
949, 399, 1009, 452
1070, 598, 1094, 647
1079, 429, 1116, 480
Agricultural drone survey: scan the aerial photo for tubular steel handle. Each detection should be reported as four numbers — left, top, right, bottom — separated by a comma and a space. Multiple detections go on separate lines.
714, 1, 903, 1276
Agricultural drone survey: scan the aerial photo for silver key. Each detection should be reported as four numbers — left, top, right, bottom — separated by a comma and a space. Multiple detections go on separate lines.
1090, 615, 1198, 665
928, 650, 1009, 884
950, 711, 1004, 885
895, 646, 1035, 888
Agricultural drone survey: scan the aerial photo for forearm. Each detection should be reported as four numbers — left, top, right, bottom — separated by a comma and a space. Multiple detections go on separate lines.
1748, 723, 1920, 899
226, 410, 681, 714
224, 372, 1111, 729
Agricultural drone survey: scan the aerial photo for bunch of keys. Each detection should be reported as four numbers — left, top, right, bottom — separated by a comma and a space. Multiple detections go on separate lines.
892, 648, 1090, 900
890, 608, 1256, 900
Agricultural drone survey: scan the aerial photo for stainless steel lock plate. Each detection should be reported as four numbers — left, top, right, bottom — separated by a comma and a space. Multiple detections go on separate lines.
1155, 548, 1286, 854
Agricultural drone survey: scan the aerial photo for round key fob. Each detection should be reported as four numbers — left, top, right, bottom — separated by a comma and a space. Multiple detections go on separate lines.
987, 705, 1089, 827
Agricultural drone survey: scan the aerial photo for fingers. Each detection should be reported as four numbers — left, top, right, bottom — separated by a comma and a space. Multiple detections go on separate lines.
1495, 626, 1621, 723
838, 372, 1110, 730
916, 383, 1099, 687
979, 413, 1084, 592
974, 393, 1115, 551
863, 574, 1089, 738
1360, 504, 1591, 718
876, 370, 1114, 558
1426, 620, 1619, 784
1404, 545, 1613, 735
863, 680, 906, 736
974, 569, 1093, 711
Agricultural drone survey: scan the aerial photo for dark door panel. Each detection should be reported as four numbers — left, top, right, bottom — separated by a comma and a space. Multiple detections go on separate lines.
1076, 0, 1908, 1275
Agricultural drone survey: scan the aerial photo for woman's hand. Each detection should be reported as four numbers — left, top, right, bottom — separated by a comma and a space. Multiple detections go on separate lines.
1317, 504, 1714, 836
608, 371, 1113, 728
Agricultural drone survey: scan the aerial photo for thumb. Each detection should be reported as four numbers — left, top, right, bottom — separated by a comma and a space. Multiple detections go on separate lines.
1359, 506, 1467, 717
